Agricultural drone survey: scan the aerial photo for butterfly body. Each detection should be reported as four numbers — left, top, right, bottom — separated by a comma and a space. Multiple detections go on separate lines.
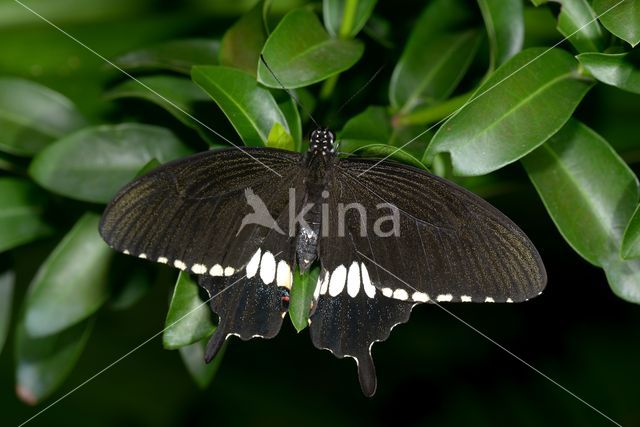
100, 127, 546, 397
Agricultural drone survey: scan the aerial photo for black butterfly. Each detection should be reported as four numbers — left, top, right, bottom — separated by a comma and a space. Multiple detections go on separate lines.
99, 129, 546, 396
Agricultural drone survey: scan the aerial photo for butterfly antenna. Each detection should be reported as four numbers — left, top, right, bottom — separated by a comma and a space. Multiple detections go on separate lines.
260, 54, 321, 129
335, 62, 386, 115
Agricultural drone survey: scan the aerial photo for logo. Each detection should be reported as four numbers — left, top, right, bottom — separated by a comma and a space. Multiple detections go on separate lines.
238, 188, 401, 238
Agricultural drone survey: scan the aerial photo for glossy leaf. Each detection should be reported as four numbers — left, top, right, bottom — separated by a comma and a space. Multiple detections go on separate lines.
179, 339, 226, 389
426, 48, 594, 176
258, 9, 364, 88
477, 0, 524, 69
163, 272, 215, 350
106, 76, 219, 143
29, 124, 191, 204
109, 267, 152, 311
323, 0, 378, 38
289, 266, 320, 332
220, 0, 267, 75
622, 205, 640, 258
15, 319, 93, 405
578, 51, 640, 94
594, 0, 640, 47
389, 0, 480, 112
350, 144, 428, 171
278, 97, 303, 150
523, 120, 640, 302
0, 271, 14, 356
193, 66, 290, 146
338, 106, 391, 149
0, 78, 86, 156
540, 0, 607, 53
267, 122, 296, 151
23, 213, 112, 337
0, 178, 53, 253
113, 39, 219, 74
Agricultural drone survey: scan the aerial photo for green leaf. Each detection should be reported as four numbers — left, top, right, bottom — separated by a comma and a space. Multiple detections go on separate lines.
193, 66, 290, 146
258, 9, 364, 88
622, 205, 640, 258
278, 97, 303, 150
113, 39, 220, 74
0, 178, 53, 253
23, 213, 112, 337
0, 0, 152, 28
338, 106, 391, 149
267, 122, 296, 151
179, 338, 226, 389
389, 0, 481, 112
350, 144, 429, 171
15, 319, 93, 405
289, 266, 320, 332
105, 76, 219, 144
542, 0, 607, 53
426, 48, 594, 176
29, 124, 191, 204
577, 51, 640, 94
0, 78, 86, 156
477, 0, 524, 69
323, 0, 378, 38
594, 0, 640, 47
0, 271, 14, 356
163, 272, 215, 350
523, 119, 640, 303
220, 0, 268, 75
109, 267, 151, 311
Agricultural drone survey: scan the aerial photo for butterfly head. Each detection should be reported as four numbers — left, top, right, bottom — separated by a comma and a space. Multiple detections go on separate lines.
309, 128, 336, 156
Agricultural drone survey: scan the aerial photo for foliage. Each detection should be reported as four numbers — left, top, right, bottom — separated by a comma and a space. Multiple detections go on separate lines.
1, 0, 640, 407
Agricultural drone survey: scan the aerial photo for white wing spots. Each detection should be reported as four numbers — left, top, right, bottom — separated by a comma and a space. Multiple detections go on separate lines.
461, 295, 472, 302
123, 249, 130, 255
314, 273, 324, 299
246, 249, 261, 278
276, 261, 292, 289
485, 297, 495, 303
436, 294, 453, 302
174, 260, 187, 270
157, 257, 168, 264
138, 253, 147, 259
392, 289, 409, 300
506, 298, 514, 303
209, 264, 224, 277
381, 287, 393, 298
411, 292, 429, 302
191, 264, 207, 274
224, 267, 235, 276
346, 262, 360, 298
260, 251, 276, 284
320, 271, 330, 295
328, 265, 347, 297
360, 263, 376, 298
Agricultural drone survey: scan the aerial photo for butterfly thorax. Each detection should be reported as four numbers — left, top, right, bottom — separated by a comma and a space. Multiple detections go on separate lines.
296, 129, 337, 272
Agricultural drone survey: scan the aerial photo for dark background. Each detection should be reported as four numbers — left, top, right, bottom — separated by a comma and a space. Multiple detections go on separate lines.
1, 0, 639, 426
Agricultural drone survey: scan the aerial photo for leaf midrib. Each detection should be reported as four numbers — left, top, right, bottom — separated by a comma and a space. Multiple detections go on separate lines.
458, 71, 577, 144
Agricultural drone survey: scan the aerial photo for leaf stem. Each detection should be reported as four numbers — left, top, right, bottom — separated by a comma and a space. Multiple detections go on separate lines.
393, 91, 472, 127
339, 0, 359, 39
320, 75, 339, 100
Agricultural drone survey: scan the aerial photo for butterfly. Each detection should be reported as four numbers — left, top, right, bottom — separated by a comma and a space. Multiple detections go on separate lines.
99, 128, 547, 396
